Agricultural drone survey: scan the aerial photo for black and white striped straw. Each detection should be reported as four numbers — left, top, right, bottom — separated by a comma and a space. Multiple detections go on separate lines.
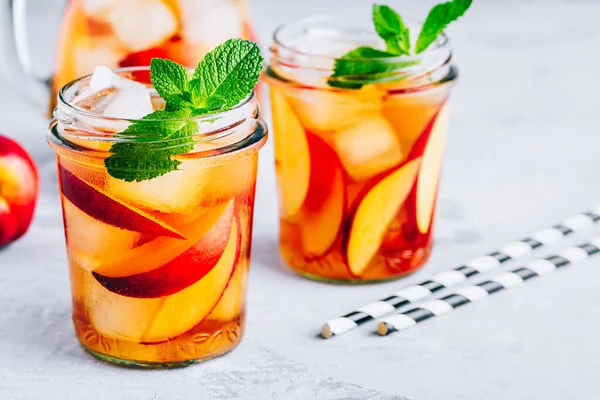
378, 238, 600, 335
321, 206, 600, 338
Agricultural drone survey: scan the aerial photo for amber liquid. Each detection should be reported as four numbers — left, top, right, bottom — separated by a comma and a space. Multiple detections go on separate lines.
52, 0, 258, 111
268, 73, 452, 282
50, 128, 259, 367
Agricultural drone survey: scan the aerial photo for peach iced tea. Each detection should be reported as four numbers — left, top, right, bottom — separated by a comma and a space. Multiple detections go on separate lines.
48, 40, 265, 367
267, 10, 461, 282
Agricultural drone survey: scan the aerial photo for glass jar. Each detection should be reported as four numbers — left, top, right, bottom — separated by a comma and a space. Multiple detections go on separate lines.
47, 67, 267, 367
266, 16, 457, 283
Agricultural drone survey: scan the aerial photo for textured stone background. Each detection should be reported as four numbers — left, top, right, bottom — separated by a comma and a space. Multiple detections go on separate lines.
1, 1, 600, 399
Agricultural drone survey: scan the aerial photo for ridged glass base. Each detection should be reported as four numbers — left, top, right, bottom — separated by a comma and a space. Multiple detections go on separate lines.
83, 343, 237, 369
294, 269, 418, 285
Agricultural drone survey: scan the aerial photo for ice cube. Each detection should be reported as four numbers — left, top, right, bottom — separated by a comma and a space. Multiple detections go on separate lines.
292, 34, 358, 71
72, 40, 123, 79
332, 116, 404, 181
82, 0, 120, 19
81, 65, 153, 119
107, 0, 177, 52
287, 85, 385, 133
178, 0, 243, 47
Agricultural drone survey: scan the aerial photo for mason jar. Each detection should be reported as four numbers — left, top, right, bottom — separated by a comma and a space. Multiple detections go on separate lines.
48, 67, 267, 367
266, 16, 457, 283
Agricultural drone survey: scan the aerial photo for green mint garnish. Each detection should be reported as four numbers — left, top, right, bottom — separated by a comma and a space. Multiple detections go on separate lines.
415, 0, 472, 54
104, 38, 263, 182
150, 58, 192, 110
372, 4, 410, 56
328, 47, 417, 89
327, 1, 471, 89
192, 39, 263, 109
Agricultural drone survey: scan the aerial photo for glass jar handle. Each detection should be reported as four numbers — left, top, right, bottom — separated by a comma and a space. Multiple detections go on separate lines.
1, 0, 51, 107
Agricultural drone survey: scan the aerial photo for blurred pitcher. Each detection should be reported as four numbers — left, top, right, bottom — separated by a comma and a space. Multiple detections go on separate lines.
1, 0, 258, 111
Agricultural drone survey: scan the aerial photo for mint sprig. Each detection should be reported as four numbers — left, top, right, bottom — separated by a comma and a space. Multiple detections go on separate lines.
104, 39, 263, 182
328, 47, 417, 89
192, 39, 262, 109
373, 4, 410, 56
328, 1, 472, 89
416, 0, 472, 54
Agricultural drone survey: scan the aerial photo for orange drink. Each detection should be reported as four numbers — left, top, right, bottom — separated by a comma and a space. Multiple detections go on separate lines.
48, 67, 266, 367
266, 17, 457, 282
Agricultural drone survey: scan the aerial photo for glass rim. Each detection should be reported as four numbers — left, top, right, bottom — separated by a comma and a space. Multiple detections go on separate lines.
50, 66, 267, 161
57, 66, 257, 124
272, 15, 451, 65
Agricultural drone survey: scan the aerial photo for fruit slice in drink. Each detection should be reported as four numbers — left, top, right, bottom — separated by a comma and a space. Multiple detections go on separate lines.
345, 157, 422, 276
93, 200, 234, 298
298, 133, 345, 258
206, 255, 247, 322
59, 163, 237, 277
92, 199, 231, 278
59, 165, 183, 238
86, 209, 240, 342
142, 217, 241, 342
412, 103, 449, 234
270, 91, 310, 219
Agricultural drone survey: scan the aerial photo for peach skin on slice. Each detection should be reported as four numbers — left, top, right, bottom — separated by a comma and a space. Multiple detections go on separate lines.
59, 165, 184, 239
415, 103, 449, 234
62, 197, 142, 271
346, 157, 422, 276
208, 260, 248, 322
90, 200, 231, 278
142, 218, 241, 342
270, 90, 310, 219
299, 133, 346, 259
93, 200, 234, 297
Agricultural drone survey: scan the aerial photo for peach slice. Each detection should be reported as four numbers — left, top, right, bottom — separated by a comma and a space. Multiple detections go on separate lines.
270, 90, 310, 219
346, 157, 422, 276
62, 197, 142, 272
59, 165, 184, 239
85, 218, 240, 343
92, 199, 231, 278
208, 260, 248, 322
93, 200, 234, 298
299, 134, 346, 258
142, 218, 240, 342
332, 116, 404, 181
84, 269, 164, 342
415, 103, 449, 234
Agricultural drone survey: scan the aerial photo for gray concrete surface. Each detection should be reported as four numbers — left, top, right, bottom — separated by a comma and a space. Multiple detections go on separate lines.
1, 1, 600, 399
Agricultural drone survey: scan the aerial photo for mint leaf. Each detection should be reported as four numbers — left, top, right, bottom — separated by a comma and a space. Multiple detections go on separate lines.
106, 39, 263, 182
373, 4, 410, 56
105, 109, 197, 182
192, 38, 263, 109
415, 0, 472, 54
328, 47, 418, 89
150, 58, 191, 109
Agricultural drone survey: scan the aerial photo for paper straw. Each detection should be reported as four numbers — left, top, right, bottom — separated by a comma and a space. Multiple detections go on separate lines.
378, 238, 600, 335
321, 206, 600, 338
